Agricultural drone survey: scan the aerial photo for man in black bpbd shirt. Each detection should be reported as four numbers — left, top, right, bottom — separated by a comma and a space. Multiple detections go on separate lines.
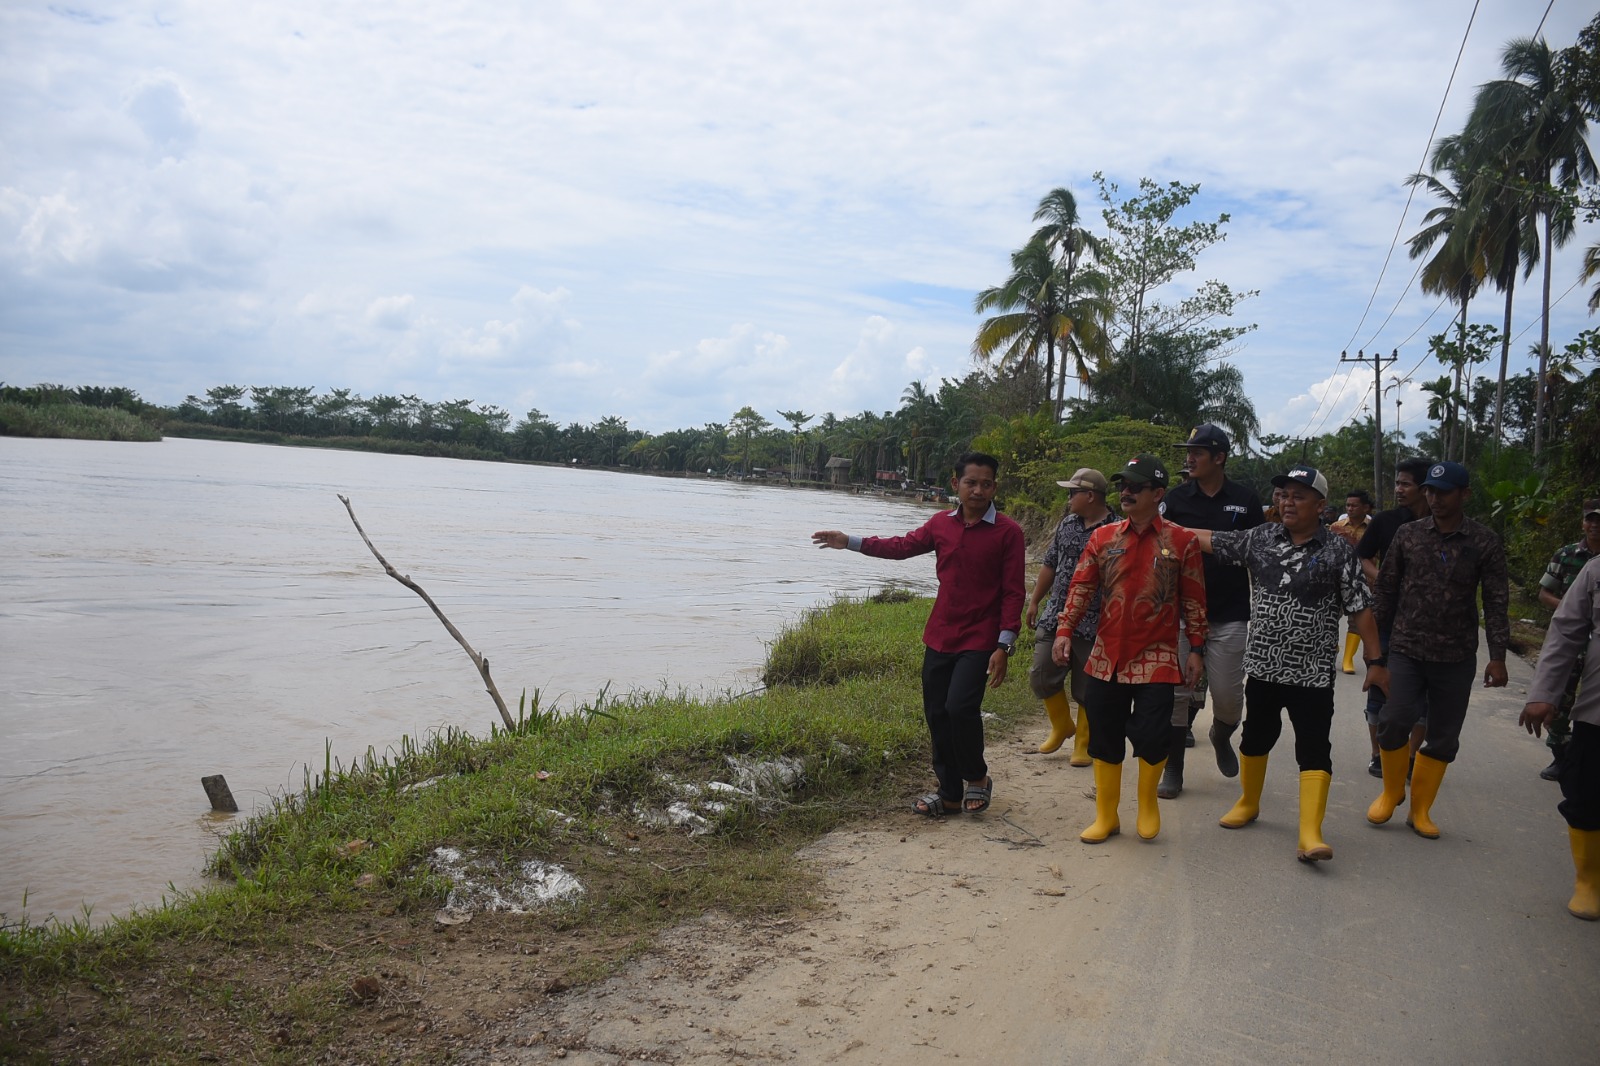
1159, 423, 1264, 797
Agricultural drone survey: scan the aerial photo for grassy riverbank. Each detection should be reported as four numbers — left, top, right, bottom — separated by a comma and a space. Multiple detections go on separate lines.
0, 402, 162, 442
0, 594, 1036, 1064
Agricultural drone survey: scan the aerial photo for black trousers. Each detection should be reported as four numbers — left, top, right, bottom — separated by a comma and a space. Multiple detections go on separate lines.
1378, 651, 1475, 763
922, 648, 991, 803
1239, 677, 1335, 773
1083, 674, 1175, 765
1559, 720, 1600, 832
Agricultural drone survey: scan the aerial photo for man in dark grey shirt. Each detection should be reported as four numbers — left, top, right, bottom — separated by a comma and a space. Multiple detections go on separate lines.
1368, 461, 1510, 840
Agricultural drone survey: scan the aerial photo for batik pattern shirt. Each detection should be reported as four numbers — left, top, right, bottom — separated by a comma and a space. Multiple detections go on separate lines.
1211, 524, 1372, 689
1038, 510, 1118, 639
1374, 515, 1510, 663
1329, 515, 1369, 550
1057, 515, 1208, 685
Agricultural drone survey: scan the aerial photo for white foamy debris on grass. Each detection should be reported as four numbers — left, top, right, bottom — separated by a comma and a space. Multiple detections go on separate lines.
429, 846, 584, 921
633, 754, 806, 836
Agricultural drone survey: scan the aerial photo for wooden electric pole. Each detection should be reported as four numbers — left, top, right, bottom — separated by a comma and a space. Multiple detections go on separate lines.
1341, 349, 1397, 510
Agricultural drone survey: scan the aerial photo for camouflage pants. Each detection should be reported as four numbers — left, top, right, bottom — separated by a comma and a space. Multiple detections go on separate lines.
1547, 651, 1585, 750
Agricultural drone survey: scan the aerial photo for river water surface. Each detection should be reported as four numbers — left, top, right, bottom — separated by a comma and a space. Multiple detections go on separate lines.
0, 438, 938, 924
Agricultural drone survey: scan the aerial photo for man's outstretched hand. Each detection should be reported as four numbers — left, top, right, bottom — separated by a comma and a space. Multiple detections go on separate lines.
812, 531, 847, 550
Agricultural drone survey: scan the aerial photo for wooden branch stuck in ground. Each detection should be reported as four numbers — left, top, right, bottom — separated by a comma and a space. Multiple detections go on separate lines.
337, 494, 515, 731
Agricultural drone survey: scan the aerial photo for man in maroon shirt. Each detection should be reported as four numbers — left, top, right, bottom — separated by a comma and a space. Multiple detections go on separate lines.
813, 451, 1026, 817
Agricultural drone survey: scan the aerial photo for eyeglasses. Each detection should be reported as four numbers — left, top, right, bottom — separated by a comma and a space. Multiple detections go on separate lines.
1118, 483, 1156, 494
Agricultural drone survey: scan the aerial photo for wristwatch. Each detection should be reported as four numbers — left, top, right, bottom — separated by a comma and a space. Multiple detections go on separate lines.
1365, 656, 1388, 668
998, 640, 1017, 657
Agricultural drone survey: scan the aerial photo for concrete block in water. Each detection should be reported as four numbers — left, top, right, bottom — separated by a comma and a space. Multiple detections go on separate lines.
201, 774, 239, 813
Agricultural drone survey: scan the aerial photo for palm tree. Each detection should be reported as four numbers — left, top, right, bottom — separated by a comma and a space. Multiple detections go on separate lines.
1583, 242, 1600, 312
972, 237, 1111, 417
1405, 144, 1487, 462
1465, 36, 1597, 457
1030, 188, 1106, 417
1426, 132, 1541, 449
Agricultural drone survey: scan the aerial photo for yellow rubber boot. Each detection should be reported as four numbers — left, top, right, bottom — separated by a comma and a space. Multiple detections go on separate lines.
1406, 753, 1447, 839
1366, 746, 1410, 824
1038, 691, 1076, 754
1081, 759, 1121, 843
1296, 770, 1334, 862
1220, 753, 1268, 829
1568, 828, 1600, 920
1070, 705, 1092, 766
1136, 757, 1165, 840
1341, 632, 1359, 674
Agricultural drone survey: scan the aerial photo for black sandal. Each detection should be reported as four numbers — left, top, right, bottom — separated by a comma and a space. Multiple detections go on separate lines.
913, 792, 957, 817
963, 778, 993, 814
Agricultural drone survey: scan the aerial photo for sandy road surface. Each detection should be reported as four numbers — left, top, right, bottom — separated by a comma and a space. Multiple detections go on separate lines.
484, 644, 1600, 1065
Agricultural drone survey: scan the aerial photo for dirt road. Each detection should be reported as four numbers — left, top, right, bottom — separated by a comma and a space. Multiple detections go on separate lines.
484, 646, 1600, 1064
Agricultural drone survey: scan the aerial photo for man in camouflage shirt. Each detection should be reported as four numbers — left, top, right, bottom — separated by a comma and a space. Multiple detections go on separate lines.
1025, 467, 1116, 764
1534, 498, 1600, 780
1368, 461, 1511, 840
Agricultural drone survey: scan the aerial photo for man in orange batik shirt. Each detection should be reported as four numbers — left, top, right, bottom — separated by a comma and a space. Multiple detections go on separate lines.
1054, 454, 1208, 844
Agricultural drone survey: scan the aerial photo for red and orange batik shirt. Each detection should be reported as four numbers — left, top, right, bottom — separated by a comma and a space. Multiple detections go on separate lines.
1056, 515, 1208, 684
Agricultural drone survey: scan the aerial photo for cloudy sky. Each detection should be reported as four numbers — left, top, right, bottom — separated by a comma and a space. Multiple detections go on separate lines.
2, 1, 1595, 441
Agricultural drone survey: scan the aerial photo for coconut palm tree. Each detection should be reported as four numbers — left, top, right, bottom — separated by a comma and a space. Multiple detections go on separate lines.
1030, 188, 1106, 417
1427, 131, 1542, 449
1405, 145, 1487, 462
972, 237, 1111, 417
1465, 36, 1597, 457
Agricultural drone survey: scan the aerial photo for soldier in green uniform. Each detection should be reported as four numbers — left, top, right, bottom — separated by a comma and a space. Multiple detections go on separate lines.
1536, 498, 1600, 780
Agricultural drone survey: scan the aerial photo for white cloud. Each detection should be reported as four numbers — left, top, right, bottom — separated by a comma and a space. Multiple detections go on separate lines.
0, 1, 1595, 436
364, 294, 414, 329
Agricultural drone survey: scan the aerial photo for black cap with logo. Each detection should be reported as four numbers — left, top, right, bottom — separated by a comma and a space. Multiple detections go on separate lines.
1112, 453, 1170, 488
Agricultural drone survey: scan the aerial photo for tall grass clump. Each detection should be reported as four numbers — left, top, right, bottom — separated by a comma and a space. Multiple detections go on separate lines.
0, 402, 161, 441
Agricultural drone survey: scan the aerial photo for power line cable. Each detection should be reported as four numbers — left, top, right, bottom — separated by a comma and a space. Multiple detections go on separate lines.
1296, 0, 1486, 440
1338, 0, 1482, 354
1292, 0, 1567, 444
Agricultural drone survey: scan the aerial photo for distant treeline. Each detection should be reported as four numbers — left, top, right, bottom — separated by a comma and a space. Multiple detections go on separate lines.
0, 371, 1039, 484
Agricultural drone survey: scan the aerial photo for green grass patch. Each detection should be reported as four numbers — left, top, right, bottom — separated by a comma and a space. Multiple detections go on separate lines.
0, 595, 1036, 1063
0, 402, 162, 441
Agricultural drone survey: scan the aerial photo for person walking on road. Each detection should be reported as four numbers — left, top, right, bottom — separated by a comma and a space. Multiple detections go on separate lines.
813, 451, 1025, 818
1533, 499, 1600, 781
1355, 457, 1434, 776
1025, 467, 1116, 764
1520, 553, 1600, 920
1157, 423, 1263, 799
1331, 488, 1374, 674
1185, 466, 1388, 862
1053, 454, 1207, 844
1367, 461, 1511, 839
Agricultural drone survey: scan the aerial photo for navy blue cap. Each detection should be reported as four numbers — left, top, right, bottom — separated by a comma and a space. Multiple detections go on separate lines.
1175, 423, 1230, 451
1422, 461, 1470, 490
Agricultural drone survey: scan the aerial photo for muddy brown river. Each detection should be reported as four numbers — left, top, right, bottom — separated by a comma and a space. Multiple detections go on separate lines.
0, 437, 937, 924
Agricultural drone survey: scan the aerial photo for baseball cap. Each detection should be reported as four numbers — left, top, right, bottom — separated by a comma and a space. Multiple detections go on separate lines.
1271, 465, 1330, 499
1111, 454, 1170, 488
1421, 461, 1470, 490
1583, 497, 1600, 519
1175, 423, 1230, 451
1056, 467, 1108, 493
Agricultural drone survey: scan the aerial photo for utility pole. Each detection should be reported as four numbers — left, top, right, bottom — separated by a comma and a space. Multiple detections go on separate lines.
1383, 375, 1409, 494
1342, 349, 1397, 510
